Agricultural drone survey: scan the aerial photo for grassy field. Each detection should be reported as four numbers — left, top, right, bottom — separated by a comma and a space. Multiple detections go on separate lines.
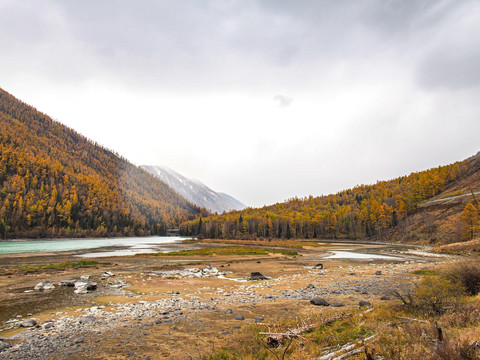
143, 246, 298, 257
0, 260, 100, 275
185, 238, 351, 249
205, 263, 480, 360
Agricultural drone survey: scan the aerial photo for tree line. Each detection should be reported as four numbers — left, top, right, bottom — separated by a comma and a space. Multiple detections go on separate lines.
180, 161, 466, 240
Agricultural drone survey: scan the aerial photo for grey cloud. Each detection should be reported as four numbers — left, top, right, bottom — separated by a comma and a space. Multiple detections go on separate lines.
417, 47, 480, 90
2, 0, 480, 207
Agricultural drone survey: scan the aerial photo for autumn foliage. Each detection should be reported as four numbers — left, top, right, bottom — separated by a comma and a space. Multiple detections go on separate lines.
181, 161, 465, 240
0, 89, 206, 239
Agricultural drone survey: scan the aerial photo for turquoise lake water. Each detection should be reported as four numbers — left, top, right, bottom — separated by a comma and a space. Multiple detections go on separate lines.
0, 236, 186, 256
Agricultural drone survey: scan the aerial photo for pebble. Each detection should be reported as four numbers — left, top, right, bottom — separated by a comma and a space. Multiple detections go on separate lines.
79, 316, 97, 325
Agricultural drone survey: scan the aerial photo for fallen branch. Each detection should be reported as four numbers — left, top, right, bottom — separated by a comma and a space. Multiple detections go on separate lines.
397, 316, 428, 323
332, 347, 363, 360
260, 323, 316, 347
320, 335, 376, 360
261, 314, 344, 348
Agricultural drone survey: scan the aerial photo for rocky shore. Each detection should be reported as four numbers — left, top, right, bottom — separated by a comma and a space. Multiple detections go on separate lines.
0, 260, 432, 359
0, 241, 457, 359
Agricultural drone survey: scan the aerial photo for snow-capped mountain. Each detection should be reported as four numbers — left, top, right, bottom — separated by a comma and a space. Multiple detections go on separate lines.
141, 165, 246, 213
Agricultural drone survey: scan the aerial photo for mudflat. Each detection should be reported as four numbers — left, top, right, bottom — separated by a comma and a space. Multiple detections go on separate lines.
0, 240, 457, 359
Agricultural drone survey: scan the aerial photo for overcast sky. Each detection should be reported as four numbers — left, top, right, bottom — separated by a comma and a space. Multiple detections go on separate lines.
1, 0, 479, 207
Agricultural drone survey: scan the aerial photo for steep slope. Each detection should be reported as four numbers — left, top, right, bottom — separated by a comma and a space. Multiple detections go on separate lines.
387, 153, 480, 244
181, 155, 478, 243
141, 165, 246, 213
0, 88, 206, 239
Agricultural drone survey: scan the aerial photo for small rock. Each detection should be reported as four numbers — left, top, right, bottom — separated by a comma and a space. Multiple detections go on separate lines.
249, 272, 269, 280
79, 316, 97, 325
380, 296, 390, 300
359, 300, 371, 307
72, 337, 84, 344
0, 340, 11, 351
34, 281, 55, 291
306, 284, 315, 290
330, 303, 345, 307
109, 280, 129, 289
375, 271, 382, 275
225, 309, 233, 314
255, 316, 264, 323
80, 275, 90, 280
314, 263, 324, 269
310, 298, 329, 306
20, 319, 37, 328
58, 279, 77, 286
234, 315, 245, 320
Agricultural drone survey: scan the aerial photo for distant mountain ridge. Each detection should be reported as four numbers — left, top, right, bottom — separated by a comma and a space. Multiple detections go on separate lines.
141, 165, 246, 213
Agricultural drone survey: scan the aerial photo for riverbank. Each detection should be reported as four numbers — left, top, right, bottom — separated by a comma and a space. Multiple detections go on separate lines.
0, 240, 461, 359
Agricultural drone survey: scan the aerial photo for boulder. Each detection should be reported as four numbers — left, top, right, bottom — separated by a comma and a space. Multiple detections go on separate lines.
34, 281, 55, 291
234, 315, 245, 321
314, 263, 324, 269
330, 303, 345, 307
249, 272, 269, 280
79, 316, 96, 325
306, 284, 315, 289
255, 316, 264, 323
359, 300, 371, 307
58, 279, 77, 286
202, 266, 219, 276
310, 298, 329, 306
380, 296, 390, 300
74, 280, 97, 294
225, 309, 233, 314
20, 319, 37, 328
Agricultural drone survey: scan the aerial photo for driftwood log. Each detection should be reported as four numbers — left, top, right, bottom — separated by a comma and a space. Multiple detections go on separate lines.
260, 314, 343, 348
319, 335, 376, 360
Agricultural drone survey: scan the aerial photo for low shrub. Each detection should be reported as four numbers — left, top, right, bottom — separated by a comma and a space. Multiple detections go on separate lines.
444, 263, 480, 296
415, 276, 462, 315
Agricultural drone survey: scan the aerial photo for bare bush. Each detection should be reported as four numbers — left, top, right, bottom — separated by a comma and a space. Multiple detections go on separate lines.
445, 263, 480, 296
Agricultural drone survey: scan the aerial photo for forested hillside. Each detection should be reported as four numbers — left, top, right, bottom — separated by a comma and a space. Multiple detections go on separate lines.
0, 88, 207, 239
181, 156, 478, 243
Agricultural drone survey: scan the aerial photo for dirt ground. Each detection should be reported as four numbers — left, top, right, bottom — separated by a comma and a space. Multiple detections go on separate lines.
0, 241, 457, 359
